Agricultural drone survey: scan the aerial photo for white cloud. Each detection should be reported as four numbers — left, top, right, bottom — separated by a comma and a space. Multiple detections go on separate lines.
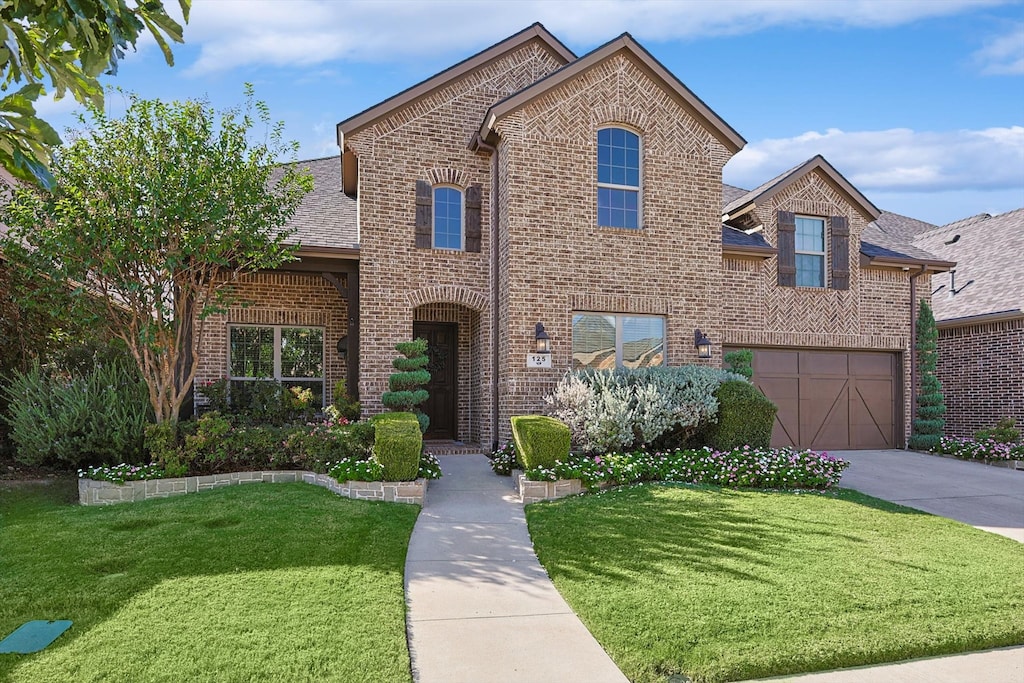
179, 0, 1007, 74
973, 24, 1024, 74
724, 126, 1024, 193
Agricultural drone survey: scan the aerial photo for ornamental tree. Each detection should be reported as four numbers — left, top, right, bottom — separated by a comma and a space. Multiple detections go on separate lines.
381, 338, 431, 433
1, 88, 313, 424
0, 0, 190, 187
908, 299, 946, 450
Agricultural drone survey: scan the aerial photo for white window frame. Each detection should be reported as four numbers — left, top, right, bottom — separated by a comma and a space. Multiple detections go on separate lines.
795, 215, 827, 288
227, 324, 326, 404
432, 185, 465, 251
596, 126, 643, 230
572, 312, 666, 369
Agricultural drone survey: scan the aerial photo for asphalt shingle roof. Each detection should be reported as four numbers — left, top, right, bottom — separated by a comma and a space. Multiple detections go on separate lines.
910, 208, 1024, 321
277, 156, 358, 250
721, 225, 773, 250
862, 212, 948, 262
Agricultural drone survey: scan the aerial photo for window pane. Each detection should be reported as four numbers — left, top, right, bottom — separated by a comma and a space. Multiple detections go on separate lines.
597, 189, 640, 229
622, 317, 665, 368
281, 327, 323, 378
572, 314, 616, 370
597, 127, 640, 190
433, 187, 462, 250
230, 327, 274, 378
796, 254, 825, 287
796, 216, 825, 252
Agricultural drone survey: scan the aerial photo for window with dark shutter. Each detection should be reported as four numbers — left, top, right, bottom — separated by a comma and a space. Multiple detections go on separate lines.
465, 183, 482, 253
830, 215, 850, 290
415, 180, 432, 249
777, 210, 796, 287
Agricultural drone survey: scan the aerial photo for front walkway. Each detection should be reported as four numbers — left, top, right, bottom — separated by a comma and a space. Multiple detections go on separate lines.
834, 449, 1024, 541
404, 455, 627, 683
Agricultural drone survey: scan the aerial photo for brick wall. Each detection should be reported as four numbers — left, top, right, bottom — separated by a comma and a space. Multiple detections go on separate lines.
937, 317, 1024, 437
194, 272, 348, 406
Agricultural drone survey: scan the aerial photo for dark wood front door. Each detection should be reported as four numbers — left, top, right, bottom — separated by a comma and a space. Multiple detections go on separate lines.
414, 322, 458, 440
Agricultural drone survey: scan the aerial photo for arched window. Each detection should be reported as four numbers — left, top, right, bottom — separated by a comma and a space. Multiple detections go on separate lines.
433, 186, 463, 250
597, 127, 641, 229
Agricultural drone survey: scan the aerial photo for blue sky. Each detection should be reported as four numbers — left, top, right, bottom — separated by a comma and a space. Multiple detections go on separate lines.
40, 0, 1024, 225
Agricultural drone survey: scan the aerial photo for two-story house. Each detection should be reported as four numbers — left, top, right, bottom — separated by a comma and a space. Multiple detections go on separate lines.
194, 24, 952, 452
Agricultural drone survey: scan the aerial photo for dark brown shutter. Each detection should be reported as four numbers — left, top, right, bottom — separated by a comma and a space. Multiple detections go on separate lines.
465, 183, 482, 253
777, 210, 796, 287
830, 215, 850, 290
415, 180, 432, 249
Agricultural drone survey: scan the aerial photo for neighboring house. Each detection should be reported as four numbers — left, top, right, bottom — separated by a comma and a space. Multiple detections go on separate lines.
907, 209, 1024, 437
193, 23, 952, 451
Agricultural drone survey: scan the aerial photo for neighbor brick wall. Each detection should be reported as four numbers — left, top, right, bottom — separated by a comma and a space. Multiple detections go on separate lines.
937, 317, 1024, 438
345, 40, 566, 447
194, 272, 347, 406
493, 51, 732, 441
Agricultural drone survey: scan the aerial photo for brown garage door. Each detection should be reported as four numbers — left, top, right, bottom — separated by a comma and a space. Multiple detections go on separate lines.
730, 348, 898, 450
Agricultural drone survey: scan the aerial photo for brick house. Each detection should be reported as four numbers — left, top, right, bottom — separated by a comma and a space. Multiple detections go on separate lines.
195, 24, 953, 451
905, 209, 1024, 437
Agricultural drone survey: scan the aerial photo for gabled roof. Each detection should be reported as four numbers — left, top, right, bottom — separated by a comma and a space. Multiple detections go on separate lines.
861, 212, 954, 268
274, 156, 359, 253
911, 207, 1024, 323
477, 33, 746, 154
722, 155, 881, 222
721, 225, 776, 257
336, 23, 575, 145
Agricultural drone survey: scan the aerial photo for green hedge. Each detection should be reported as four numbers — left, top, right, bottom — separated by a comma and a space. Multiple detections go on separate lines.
372, 412, 422, 481
704, 380, 777, 450
511, 415, 570, 469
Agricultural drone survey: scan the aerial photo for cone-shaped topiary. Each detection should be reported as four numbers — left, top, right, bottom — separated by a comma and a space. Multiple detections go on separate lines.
381, 338, 431, 433
909, 300, 946, 451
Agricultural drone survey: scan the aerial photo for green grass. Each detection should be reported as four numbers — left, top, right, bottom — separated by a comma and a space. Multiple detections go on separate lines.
0, 479, 419, 682
525, 484, 1024, 683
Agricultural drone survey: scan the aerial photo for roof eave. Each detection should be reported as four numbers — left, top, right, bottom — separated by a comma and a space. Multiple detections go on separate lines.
936, 309, 1024, 329
722, 244, 777, 258
861, 255, 956, 272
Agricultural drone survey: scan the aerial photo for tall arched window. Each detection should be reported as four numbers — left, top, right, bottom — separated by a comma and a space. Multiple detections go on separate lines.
597, 127, 641, 229
433, 186, 463, 250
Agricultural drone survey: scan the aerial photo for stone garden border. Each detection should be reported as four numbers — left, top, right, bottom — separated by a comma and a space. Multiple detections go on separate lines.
79, 470, 427, 506
516, 473, 582, 504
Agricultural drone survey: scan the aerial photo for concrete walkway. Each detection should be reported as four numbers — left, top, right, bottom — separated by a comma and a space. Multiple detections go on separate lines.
834, 449, 1024, 541
404, 454, 628, 683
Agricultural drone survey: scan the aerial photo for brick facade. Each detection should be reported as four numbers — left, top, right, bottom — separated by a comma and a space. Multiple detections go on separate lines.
937, 317, 1024, 437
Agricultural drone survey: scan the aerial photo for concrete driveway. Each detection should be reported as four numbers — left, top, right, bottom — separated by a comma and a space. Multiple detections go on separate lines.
833, 449, 1024, 542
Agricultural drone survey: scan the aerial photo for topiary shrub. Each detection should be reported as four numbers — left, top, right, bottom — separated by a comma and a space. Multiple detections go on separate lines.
704, 380, 778, 450
909, 300, 946, 451
511, 415, 570, 470
723, 349, 754, 379
371, 412, 422, 481
381, 338, 431, 433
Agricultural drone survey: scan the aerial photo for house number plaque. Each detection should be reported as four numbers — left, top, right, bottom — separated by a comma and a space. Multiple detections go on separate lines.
526, 353, 552, 368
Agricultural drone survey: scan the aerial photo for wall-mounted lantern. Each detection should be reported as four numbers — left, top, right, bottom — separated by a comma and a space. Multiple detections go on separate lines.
535, 322, 551, 354
336, 335, 349, 360
694, 329, 712, 359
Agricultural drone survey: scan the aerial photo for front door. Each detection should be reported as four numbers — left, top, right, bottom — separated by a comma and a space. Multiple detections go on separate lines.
413, 322, 458, 440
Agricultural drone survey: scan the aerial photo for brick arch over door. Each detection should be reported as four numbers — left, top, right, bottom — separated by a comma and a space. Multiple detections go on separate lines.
406, 285, 488, 313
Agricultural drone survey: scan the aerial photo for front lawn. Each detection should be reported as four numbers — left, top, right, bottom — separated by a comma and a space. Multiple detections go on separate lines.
526, 484, 1024, 683
0, 480, 418, 682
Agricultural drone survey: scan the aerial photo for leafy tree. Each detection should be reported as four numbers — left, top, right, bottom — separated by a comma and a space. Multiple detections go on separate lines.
909, 300, 946, 450
0, 0, 189, 187
381, 339, 431, 433
1, 88, 313, 425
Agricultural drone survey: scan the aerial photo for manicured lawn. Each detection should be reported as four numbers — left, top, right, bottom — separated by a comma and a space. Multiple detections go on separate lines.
0, 479, 419, 682
525, 484, 1024, 683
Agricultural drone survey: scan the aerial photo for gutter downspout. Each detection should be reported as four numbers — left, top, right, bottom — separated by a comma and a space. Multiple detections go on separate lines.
473, 134, 500, 452
908, 265, 927, 448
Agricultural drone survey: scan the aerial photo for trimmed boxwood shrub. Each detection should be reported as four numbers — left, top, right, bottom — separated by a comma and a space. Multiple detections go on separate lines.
511, 415, 570, 470
704, 380, 777, 450
372, 411, 422, 481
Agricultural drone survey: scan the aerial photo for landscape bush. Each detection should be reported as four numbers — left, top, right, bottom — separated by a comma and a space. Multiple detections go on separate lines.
544, 366, 745, 453
525, 446, 849, 491
974, 417, 1020, 444
4, 356, 151, 467
723, 349, 754, 379
704, 380, 777, 450
196, 377, 318, 426
931, 436, 1024, 462
511, 415, 570, 469
489, 441, 519, 475
371, 412, 422, 481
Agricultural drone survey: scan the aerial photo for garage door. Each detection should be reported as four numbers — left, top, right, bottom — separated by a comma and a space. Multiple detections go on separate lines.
731, 348, 898, 450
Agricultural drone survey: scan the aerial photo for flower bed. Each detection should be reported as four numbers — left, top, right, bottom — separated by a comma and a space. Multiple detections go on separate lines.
930, 437, 1024, 463
79, 470, 428, 506
525, 446, 848, 491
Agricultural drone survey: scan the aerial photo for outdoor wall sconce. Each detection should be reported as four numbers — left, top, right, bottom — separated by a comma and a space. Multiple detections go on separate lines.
694, 329, 712, 359
336, 335, 349, 360
535, 322, 551, 354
